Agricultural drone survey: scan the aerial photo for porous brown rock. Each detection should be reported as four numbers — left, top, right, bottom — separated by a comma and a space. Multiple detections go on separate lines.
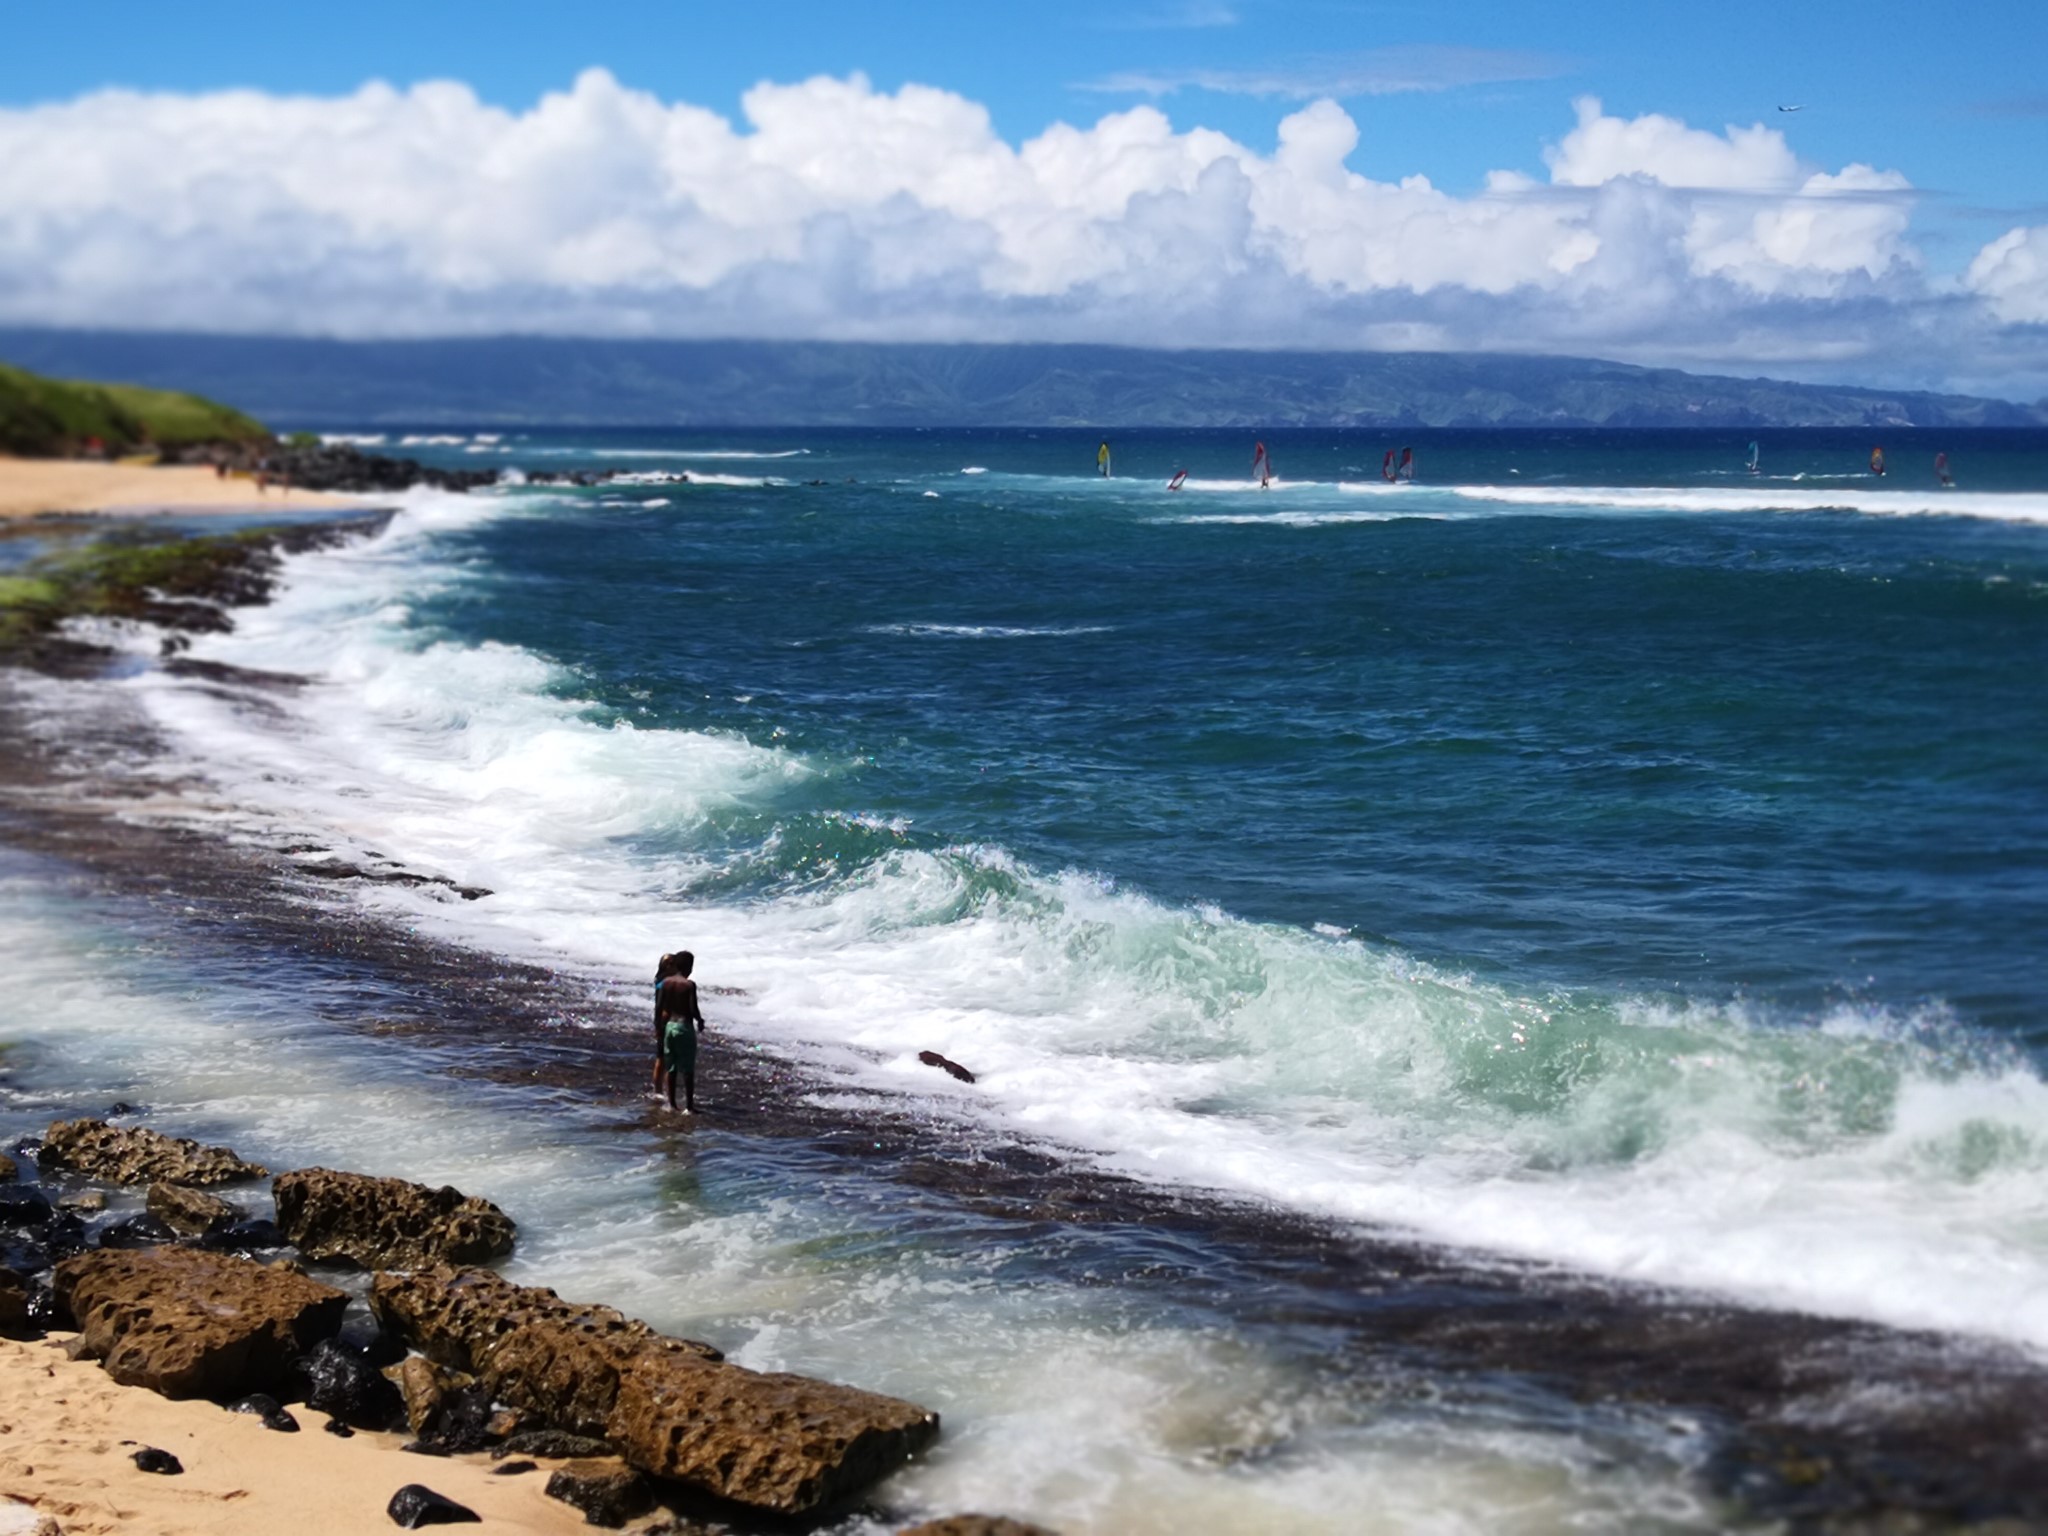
41, 1118, 267, 1187
55, 1246, 348, 1398
0, 1153, 15, 1182
542, 1457, 654, 1527
372, 1266, 939, 1516
897, 1518, 1061, 1536
273, 1168, 515, 1270
146, 1181, 239, 1235
386, 1354, 471, 1437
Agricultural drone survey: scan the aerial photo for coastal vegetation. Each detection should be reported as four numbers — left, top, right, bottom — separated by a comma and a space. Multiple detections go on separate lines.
0, 359, 270, 457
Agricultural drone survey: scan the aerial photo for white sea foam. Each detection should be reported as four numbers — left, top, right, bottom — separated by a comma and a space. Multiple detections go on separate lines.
1436, 482, 2048, 524
864, 623, 1116, 639
94, 484, 2048, 1357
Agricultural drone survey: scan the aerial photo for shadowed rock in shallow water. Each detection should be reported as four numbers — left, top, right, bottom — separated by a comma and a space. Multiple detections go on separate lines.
146, 1181, 240, 1236
917, 1050, 976, 1084
56, 1246, 348, 1399
0, 1265, 33, 1338
272, 1167, 515, 1270
41, 1117, 267, 1187
373, 1265, 940, 1516
94, 1212, 178, 1250
898, 1519, 1060, 1536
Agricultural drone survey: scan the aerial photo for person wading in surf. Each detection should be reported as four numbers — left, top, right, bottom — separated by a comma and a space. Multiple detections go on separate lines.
654, 950, 708, 1112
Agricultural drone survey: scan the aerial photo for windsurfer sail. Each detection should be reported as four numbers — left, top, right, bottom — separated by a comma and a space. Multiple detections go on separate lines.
1870, 445, 1886, 477
1097, 441, 1112, 478
1746, 441, 1760, 476
1168, 468, 1188, 491
1381, 449, 1398, 483
1935, 451, 1953, 487
1253, 441, 1272, 489
1397, 447, 1415, 483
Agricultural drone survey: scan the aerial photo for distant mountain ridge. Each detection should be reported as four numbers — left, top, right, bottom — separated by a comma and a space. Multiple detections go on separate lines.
0, 330, 2038, 430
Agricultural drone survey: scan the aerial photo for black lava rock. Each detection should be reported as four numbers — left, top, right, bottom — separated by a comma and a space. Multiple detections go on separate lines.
493, 1459, 538, 1476
95, 1212, 178, 1249
228, 1393, 300, 1432
198, 1218, 288, 1253
386, 1484, 480, 1527
0, 1186, 53, 1228
416, 1382, 499, 1455
545, 1460, 654, 1527
401, 1440, 452, 1457
294, 1337, 403, 1430
10, 1137, 43, 1164
131, 1446, 183, 1474
325, 1418, 356, 1438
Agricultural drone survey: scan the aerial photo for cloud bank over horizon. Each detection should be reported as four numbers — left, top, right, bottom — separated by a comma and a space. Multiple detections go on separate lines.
4, 69, 2047, 396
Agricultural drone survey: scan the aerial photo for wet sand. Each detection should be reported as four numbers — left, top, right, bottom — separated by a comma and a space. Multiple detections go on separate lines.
0, 458, 358, 520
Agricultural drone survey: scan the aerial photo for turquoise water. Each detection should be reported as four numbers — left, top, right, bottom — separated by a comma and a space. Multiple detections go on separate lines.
7, 424, 2048, 1531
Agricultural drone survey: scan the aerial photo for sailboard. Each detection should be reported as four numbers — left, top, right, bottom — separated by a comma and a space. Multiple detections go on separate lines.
1168, 468, 1188, 491
1746, 441, 1760, 476
1397, 447, 1415, 483
1253, 441, 1272, 488
1935, 451, 1954, 487
1381, 450, 1398, 483
1097, 441, 1112, 477
1870, 445, 1886, 477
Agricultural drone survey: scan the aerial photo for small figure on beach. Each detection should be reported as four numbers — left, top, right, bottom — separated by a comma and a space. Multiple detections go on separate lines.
653, 950, 708, 1112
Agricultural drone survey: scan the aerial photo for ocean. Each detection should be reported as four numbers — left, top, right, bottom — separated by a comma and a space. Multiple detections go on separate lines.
5, 425, 2048, 1531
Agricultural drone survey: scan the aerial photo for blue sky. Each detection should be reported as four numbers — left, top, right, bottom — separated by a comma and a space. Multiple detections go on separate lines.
5, 1, 2048, 392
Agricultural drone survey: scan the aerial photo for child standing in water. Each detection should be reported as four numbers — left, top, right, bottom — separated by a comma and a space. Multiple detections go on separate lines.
654, 950, 708, 1112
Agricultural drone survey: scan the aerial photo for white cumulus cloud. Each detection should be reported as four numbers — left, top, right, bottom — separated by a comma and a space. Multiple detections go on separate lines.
0, 69, 2039, 390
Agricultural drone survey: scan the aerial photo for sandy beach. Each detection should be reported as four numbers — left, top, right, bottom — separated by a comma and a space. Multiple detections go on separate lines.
0, 1335, 598, 1536
0, 458, 358, 520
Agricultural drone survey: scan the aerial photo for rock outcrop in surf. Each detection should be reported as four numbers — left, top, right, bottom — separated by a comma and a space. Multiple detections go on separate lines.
371, 1264, 941, 1516
273, 1167, 517, 1271
41, 1117, 268, 1187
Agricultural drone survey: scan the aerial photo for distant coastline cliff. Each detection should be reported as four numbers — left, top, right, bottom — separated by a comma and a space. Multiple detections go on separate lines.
2, 330, 2040, 430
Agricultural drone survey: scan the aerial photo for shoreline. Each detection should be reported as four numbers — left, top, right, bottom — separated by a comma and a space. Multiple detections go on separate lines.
4, 516, 2048, 1528
0, 456, 363, 521
0, 1335, 594, 1536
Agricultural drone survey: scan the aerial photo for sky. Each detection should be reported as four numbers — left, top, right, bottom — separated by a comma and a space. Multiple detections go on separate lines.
4, 0, 2048, 397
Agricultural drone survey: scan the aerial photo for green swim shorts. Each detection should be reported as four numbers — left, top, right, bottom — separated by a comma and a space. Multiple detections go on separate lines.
663, 1020, 698, 1074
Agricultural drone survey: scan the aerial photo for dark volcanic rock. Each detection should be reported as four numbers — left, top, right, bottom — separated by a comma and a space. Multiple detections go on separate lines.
0, 1185, 53, 1228
543, 1457, 654, 1527
326, 1418, 357, 1437
917, 1050, 976, 1084
95, 1212, 178, 1249
386, 1484, 480, 1527
494, 1459, 538, 1476
273, 1168, 515, 1270
131, 1446, 183, 1474
42, 1118, 267, 1187
228, 1392, 301, 1431
294, 1337, 404, 1429
897, 1519, 1061, 1536
0, 1264, 34, 1338
199, 1218, 288, 1254
56, 1246, 349, 1399
373, 1265, 939, 1516
147, 1181, 240, 1235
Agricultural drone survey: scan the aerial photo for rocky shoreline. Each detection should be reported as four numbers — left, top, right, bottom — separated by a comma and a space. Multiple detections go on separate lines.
3, 1123, 974, 1532
4, 511, 2048, 1531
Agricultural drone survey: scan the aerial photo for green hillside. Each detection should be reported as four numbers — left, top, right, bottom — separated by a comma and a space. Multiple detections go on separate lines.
0, 361, 270, 457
